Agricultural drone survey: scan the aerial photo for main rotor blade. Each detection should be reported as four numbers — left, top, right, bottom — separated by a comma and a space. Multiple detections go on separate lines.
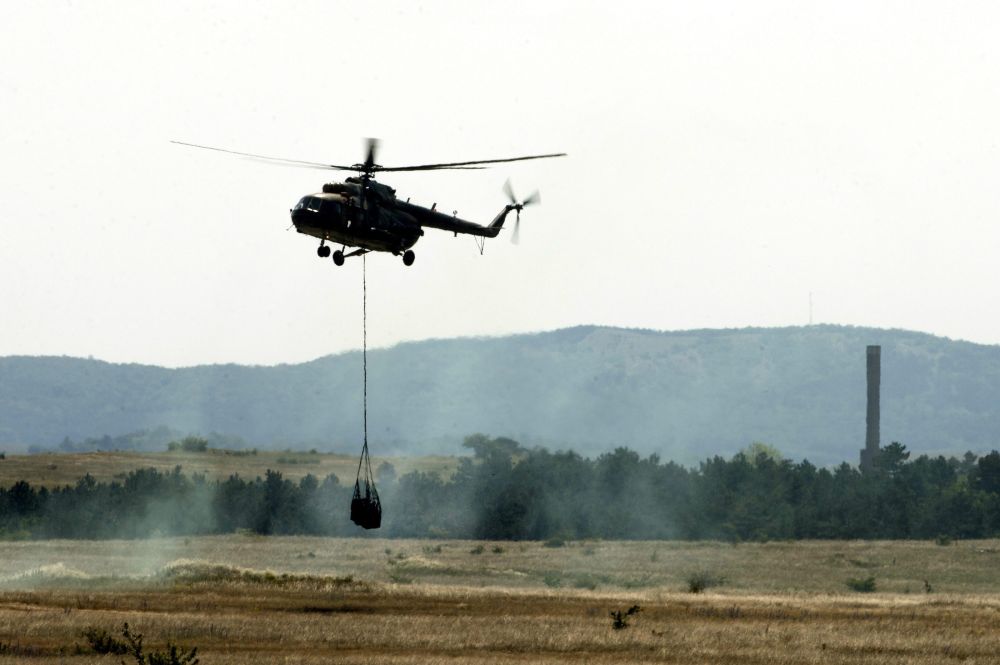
170, 141, 358, 171
172, 141, 565, 174
377, 152, 566, 172
522, 190, 540, 206
376, 164, 487, 172
363, 137, 379, 170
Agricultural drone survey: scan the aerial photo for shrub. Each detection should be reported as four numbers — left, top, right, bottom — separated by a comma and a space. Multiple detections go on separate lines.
469, 544, 484, 555
686, 571, 725, 593
85, 623, 198, 665
846, 576, 877, 592
543, 573, 562, 588
936, 534, 953, 546
492, 545, 505, 554
543, 537, 565, 548
610, 605, 641, 630
82, 626, 128, 655
0, 642, 40, 657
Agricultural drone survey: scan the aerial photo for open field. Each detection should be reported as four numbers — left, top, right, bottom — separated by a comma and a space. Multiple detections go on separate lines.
0, 450, 458, 488
3, 537, 1000, 663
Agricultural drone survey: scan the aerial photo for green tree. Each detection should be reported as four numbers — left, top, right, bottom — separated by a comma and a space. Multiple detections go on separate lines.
974, 451, 1000, 494
875, 442, 910, 477
462, 434, 523, 460
737, 441, 784, 465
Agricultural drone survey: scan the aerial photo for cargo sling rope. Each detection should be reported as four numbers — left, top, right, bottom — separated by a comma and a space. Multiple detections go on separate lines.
351, 254, 382, 529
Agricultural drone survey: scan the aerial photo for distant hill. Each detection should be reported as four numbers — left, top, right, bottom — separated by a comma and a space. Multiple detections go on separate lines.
2, 325, 999, 464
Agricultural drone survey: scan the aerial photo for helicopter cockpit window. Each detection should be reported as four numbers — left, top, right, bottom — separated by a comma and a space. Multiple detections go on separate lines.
305, 197, 322, 212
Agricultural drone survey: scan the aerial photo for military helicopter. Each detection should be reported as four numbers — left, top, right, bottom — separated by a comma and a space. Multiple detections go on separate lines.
172, 139, 566, 266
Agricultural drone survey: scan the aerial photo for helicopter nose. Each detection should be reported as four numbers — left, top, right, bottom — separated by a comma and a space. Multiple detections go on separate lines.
291, 197, 310, 221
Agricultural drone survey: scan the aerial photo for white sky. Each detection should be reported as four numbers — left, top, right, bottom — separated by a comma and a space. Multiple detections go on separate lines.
1, 1, 998, 367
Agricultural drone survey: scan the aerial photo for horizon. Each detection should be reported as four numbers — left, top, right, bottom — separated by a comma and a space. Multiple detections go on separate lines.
3, 321, 996, 369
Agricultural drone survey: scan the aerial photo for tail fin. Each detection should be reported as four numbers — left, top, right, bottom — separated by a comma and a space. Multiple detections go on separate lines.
485, 205, 517, 238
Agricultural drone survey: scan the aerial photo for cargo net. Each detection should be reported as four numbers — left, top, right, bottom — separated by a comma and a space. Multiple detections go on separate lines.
351, 439, 381, 529
350, 254, 382, 530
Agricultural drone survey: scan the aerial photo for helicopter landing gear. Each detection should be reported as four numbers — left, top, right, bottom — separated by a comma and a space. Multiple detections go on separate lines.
332, 250, 345, 266
402, 250, 415, 267
317, 244, 331, 258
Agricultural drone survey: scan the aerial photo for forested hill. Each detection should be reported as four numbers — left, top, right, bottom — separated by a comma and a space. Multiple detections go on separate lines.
2, 325, 999, 464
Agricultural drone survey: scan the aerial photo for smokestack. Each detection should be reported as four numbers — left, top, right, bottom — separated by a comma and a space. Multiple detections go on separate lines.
859, 345, 880, 471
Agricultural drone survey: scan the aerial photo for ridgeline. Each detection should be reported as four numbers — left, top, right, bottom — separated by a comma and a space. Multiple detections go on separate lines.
2, 325, 999, 464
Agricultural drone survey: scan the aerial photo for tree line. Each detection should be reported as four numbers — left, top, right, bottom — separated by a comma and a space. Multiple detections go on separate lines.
3, 435, 1000, 540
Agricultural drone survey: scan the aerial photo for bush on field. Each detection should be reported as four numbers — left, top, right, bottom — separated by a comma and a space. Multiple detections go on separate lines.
84, 623, 199, 665
686, 570, 725, 593
81, 626, 128, 655
609, 605, 641, 630
846, 576, 877, 592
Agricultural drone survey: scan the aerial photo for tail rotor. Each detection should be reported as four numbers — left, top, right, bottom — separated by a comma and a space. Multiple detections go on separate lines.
503, 179, 540, 245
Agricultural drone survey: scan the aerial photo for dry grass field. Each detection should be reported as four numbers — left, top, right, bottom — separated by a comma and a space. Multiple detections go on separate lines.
0, 450, 457, 488
3, 536, 1000, 663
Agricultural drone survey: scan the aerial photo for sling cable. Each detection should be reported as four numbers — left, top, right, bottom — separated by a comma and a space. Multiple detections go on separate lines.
350, 254, 382, 529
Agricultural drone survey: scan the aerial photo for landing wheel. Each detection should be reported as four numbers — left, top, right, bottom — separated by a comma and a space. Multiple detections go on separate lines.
332, 250, 345, 266
402, 250, 415, 266
317, 245, 331, 258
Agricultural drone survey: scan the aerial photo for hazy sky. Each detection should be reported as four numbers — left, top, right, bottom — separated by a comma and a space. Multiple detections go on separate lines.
2, 1, 998, 367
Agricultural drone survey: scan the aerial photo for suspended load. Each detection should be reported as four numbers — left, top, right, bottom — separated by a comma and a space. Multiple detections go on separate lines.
351, 440, 381, 530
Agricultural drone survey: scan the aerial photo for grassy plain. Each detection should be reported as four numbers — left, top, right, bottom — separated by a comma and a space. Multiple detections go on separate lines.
0, 450, 457, 488
3, 537, 1000, 663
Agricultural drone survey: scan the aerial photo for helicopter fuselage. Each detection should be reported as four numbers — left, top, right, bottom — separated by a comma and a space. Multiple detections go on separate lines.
291, 191, 423, 254
290, 176, 514, 263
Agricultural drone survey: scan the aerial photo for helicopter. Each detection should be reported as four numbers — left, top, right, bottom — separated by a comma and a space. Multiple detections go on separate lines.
172, 139, 566, 266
